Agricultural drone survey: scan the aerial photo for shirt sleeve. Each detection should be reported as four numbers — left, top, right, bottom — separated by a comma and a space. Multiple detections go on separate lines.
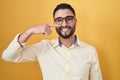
2, 34, 37, 63
89, 48, 102, 80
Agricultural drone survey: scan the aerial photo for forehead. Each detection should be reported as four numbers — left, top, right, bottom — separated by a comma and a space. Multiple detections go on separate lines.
54, 9, 74, 18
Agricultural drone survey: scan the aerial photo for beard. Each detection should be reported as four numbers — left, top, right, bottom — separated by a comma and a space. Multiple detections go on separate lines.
56, 25, 76, 39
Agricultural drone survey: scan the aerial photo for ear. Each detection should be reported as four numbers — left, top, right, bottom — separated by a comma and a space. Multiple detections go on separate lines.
75, 18, 77, 21
75, 18, 77, 23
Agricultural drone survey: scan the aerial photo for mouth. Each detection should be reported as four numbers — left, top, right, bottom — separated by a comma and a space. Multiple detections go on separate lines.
59, 26, 71, 31
62, 28, 69, 32
60, 27, 71, 35
56, 26, 75, 39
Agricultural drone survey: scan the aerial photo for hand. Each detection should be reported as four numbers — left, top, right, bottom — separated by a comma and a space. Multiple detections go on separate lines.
18, 24, 61, 43
30, 24, 60, 36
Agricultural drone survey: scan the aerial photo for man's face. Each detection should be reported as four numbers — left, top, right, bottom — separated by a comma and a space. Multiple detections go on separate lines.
54, 9, 77, 39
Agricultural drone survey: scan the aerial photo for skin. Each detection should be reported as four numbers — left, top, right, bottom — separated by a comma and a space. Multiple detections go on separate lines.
18, 9, 77, 48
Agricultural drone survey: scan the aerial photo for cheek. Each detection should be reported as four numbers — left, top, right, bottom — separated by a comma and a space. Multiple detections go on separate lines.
70, 23, 76, 28
70, 19, 76, 27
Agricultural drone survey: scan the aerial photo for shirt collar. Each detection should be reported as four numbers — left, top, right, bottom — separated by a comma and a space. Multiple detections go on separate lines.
53, 36, 82, 48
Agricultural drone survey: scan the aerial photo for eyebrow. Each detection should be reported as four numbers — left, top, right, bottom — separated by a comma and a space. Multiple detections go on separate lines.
54, 16, 74, 19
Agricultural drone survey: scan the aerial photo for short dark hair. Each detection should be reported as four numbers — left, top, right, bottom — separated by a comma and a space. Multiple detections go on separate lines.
53, 3, 76, 18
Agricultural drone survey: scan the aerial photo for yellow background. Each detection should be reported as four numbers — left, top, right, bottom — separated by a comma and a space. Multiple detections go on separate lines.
0, 0, 120, 80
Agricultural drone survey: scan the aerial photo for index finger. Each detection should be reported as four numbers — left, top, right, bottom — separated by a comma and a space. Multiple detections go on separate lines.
48, 24, 61, 28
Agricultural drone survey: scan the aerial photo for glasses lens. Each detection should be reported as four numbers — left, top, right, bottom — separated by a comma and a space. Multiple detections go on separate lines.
55, 17, 63, 24
65, 16, 74, 23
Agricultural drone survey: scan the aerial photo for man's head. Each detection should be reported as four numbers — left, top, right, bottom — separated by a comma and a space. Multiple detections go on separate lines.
53, 3, 77, 39
53, 3, 76, 17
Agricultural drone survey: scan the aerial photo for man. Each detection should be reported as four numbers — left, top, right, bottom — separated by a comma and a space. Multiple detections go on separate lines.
2, 3, 102, 80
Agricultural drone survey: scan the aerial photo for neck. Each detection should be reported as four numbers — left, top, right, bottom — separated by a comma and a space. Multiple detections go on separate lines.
59, 34, 75, 48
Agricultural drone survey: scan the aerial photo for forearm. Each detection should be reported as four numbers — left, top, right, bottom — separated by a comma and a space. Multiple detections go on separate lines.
17, 24, 60, 43
18, 28, 33, 43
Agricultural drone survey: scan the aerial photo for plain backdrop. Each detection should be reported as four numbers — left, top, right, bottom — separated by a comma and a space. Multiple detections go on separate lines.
0, 0, 120, 80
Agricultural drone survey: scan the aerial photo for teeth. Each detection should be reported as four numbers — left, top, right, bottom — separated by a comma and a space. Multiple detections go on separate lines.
62, 28, 69, 32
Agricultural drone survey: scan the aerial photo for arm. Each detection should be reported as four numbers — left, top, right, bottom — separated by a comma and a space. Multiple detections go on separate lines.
2, 34, 37, 62
2, 24, 60, 62
89, 49, 102, 80
18, 24, 60, 43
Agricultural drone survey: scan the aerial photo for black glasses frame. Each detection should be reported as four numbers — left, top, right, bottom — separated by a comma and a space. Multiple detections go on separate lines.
54, 16, 75, 25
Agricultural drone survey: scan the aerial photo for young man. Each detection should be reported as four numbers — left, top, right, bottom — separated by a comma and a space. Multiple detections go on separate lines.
2, 3, 102, 80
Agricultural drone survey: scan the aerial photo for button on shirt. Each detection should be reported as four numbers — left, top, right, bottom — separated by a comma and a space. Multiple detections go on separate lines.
2, 34, 102, 80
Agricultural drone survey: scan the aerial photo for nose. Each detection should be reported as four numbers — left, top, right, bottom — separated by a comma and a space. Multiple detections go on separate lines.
61, 19, 67, 27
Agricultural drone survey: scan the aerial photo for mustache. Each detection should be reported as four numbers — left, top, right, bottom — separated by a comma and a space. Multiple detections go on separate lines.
59, 26, 72, 30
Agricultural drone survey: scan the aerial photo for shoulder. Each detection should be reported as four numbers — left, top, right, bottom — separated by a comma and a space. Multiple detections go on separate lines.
78, 39, 96, 52
78, 40, 99, 59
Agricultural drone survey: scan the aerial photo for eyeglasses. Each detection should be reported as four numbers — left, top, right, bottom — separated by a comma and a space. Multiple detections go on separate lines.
54, 16, 75, 25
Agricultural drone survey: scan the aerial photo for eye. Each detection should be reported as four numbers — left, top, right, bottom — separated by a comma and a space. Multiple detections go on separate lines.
55, 17, 63, 24
56, 18, 62, 22
66, 16, 74, 21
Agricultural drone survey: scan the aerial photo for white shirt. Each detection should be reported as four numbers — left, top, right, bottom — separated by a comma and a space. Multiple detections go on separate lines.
2, 34, 102, 80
